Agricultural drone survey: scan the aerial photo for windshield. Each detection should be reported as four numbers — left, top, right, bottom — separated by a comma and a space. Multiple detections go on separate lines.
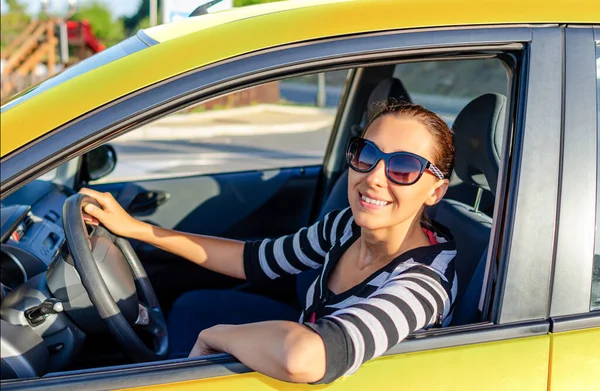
1, 32, 154, 113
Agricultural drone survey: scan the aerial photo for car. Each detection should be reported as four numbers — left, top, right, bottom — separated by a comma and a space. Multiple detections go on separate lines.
1, 0, 599, 389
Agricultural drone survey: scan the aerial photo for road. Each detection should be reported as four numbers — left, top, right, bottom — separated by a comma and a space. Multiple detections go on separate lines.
102, 127, 332, 183
98, 84, 466, 184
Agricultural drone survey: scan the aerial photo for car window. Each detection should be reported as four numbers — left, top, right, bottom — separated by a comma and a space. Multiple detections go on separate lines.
592, 45, 600, 311
94, 70, 348, 183
393, 59, 509, 126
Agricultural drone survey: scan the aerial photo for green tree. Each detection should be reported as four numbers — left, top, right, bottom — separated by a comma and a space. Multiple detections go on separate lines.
0, 0, 31, 50
123, 0, 160, 35
71, 1, 125, 47
122, 0, 284, 36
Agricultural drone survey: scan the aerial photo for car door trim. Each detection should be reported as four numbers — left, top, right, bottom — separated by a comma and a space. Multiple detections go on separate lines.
550, 27, 598, 317
1, 27, 532, 197
550, 312, 600, 333
0, 321, 549, 391
494, 28, 564, 323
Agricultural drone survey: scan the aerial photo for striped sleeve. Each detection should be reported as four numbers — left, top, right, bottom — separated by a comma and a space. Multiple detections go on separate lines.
305, 265, 454, 384
243, 208, 353, 283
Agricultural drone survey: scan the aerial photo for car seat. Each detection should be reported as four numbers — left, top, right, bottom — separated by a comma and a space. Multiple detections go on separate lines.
427, 93, 507, 325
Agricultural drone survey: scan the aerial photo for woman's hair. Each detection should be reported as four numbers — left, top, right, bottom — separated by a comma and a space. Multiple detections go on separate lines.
362, 100, 455, 226
362, 100, 455, 179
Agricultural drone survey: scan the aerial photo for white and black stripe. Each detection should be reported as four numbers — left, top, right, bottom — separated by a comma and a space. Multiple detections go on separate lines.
243, 208, 457, 384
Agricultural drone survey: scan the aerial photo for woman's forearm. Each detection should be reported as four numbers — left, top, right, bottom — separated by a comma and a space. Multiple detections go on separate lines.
131, 221, 246, 279
196, 321, 326, 383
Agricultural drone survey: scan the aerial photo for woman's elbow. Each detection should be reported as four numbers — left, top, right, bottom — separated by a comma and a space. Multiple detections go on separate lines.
282, 331, 326, 383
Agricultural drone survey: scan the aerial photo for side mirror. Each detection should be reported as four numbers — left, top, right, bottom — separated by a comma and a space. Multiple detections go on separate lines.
82, 145, 117, 183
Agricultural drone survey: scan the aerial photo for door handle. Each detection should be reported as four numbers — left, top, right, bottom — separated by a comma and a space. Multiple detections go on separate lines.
128, 191, 170, 215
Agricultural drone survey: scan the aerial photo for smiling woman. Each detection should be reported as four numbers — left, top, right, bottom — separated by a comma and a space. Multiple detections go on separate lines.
77, 100, 458, 384
1, 2, 599, 389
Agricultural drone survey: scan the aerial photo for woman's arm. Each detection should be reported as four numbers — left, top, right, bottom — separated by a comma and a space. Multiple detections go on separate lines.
190, 321, 326, 383
80, 188, 246, 279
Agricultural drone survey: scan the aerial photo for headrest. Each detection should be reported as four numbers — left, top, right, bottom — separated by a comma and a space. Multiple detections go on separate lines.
452, 93, 507, 196
367, 78, 411, 120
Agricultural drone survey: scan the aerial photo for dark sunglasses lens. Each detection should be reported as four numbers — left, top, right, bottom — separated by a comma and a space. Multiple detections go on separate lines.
349, 139, 377, 171
388, 154, 423, 184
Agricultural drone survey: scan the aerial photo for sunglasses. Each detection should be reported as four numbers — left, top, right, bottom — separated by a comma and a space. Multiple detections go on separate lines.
346, 137, 445, 185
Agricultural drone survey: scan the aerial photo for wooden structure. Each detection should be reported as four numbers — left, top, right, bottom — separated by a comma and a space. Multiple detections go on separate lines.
1, 20, 58, 102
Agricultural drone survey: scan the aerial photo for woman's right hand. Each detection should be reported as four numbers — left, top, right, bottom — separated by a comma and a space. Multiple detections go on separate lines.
79, 188, 144, 239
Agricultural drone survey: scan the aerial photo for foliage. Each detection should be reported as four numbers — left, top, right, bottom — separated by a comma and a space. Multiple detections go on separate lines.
123, 0, 160, 35
71, 1, 125, 47
0, 0, 31, 50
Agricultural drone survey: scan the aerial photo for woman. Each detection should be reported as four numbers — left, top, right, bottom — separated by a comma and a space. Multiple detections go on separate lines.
80, 101, 457, 384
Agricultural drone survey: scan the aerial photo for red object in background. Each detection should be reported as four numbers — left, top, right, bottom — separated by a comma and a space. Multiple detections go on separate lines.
66, 19, 106, 53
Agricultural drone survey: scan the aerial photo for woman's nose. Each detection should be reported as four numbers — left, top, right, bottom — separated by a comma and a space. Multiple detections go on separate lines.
364, 160, 387, 187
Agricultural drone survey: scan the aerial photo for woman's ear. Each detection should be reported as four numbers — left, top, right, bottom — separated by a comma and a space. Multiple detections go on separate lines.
424, 179, 449, 206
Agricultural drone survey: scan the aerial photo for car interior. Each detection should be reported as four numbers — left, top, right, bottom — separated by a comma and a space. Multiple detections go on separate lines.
0, 57, 512, 379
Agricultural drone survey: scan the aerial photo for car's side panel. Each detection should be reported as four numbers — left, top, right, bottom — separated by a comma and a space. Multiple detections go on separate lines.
550, 27, 598, 317
495, 27, 563, 323
120, 335, 550, 391
548, 328, 600, 391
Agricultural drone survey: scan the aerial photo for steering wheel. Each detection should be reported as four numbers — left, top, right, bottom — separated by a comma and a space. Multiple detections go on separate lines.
62, 194, 168, 361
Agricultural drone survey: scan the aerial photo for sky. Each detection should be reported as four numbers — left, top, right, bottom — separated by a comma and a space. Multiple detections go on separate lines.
0, 0, 140, 18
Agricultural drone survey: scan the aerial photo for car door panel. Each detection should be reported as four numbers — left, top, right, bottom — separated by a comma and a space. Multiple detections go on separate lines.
548, 327, 600, 391
546, 27, 600, 391
115, 335, 549, 391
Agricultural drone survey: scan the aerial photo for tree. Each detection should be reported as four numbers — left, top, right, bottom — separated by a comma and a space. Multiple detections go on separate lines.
71, 1, 125, 47
123, 0, 159, 35
0, 0, 31, 50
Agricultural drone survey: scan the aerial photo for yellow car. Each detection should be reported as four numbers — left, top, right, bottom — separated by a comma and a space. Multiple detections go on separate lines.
1, 0, 599, 389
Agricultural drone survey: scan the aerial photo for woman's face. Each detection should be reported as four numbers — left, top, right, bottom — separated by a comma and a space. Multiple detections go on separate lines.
348, 114, 448, 231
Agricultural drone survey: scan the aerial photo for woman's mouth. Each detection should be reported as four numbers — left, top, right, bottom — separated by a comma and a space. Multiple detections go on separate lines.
358, 192, 392, 209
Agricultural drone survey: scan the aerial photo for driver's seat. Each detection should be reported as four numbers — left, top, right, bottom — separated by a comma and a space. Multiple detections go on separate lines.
428, 93, 507, 325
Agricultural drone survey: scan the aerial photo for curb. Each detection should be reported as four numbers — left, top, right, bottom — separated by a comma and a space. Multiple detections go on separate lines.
114, 104, 336, 142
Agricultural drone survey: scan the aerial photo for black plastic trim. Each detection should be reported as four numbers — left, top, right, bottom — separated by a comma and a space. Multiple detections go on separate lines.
136, 29, 159, 47
495, 28, 564, 324
0, 320, 549, 390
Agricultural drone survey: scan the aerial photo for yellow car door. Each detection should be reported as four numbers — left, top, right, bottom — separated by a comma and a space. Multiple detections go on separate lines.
546, 27, 600, 391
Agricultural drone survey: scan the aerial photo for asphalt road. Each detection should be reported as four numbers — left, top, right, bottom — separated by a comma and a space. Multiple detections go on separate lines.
102, 127, 332, 183
98, 84, 466, 184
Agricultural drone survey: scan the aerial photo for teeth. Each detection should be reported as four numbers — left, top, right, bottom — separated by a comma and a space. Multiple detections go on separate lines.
361, 194, 389, 206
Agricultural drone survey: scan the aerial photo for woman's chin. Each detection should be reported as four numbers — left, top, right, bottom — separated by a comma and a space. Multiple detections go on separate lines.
352, 211, 388, 231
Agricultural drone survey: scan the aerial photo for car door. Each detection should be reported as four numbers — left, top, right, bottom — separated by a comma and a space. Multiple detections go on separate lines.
546, 26, 600, 391
0, 25, 564, 391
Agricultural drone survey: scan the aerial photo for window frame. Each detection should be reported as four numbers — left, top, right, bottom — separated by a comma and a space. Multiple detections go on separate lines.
0, 25, 565, 390
549, 26, 600, 320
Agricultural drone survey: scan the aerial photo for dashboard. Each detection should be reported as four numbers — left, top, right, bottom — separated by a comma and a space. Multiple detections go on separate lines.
0, 181, 76, 379
0, 179, 151, 380
1, 181, 68, 299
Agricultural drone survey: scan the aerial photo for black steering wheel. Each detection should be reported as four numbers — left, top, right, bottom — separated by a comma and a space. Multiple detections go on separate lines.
62, 194, 168, 361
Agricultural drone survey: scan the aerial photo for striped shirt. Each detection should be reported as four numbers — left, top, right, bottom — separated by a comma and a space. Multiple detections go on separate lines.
243, 207, 457, 384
